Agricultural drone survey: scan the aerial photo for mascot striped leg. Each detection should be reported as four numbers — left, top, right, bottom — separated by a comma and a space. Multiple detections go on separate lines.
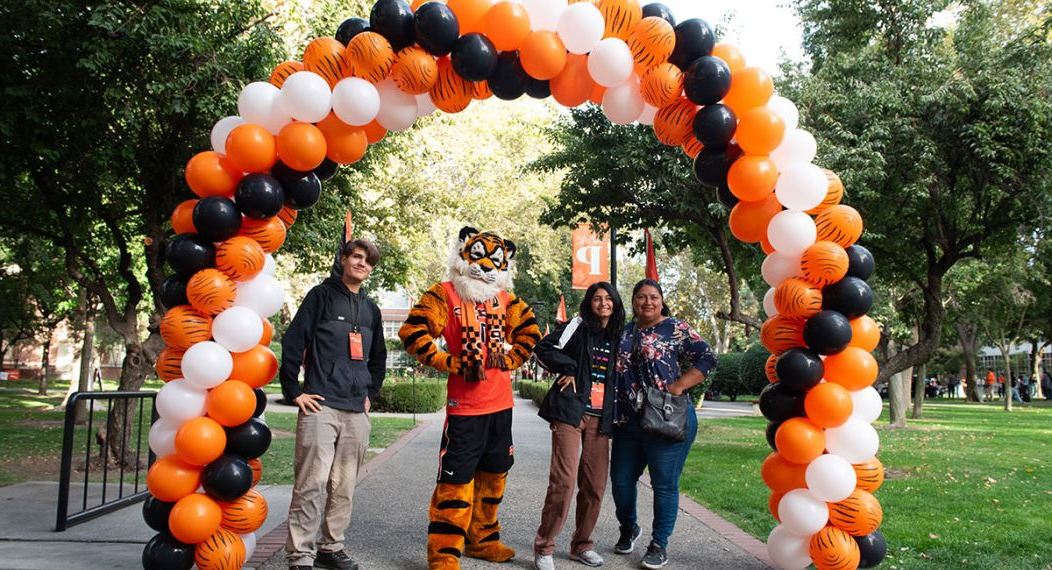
428, 481, 474, 570
465, 470, 515, 562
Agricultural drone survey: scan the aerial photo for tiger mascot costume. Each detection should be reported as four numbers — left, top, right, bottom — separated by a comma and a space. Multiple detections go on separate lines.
400, 226, 540, 570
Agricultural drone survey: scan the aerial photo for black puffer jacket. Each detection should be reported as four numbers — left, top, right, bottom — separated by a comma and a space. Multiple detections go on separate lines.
534, 317, 617, 434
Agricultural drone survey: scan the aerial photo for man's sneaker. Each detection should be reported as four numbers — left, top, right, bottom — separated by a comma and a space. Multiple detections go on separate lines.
570, 549, 604, 566
315, 550, 359, 570
534, 552, 556, 570
614, 524, 642, 554
639, 543, 668, 569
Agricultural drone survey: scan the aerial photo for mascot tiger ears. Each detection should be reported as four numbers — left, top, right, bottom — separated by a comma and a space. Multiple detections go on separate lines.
447, 226, 517, 303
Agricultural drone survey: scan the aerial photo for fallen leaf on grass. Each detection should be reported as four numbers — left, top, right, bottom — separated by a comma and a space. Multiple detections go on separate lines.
929, 533, 940, 539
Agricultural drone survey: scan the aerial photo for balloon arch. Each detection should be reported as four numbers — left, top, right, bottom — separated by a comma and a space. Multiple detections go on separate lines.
143, 0, 887, 568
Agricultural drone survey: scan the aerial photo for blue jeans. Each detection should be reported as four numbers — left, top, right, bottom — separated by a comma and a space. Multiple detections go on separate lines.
610, 410, 698, 548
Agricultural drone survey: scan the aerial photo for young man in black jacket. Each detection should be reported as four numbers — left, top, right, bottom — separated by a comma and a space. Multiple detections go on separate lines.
280, 239, 387, 570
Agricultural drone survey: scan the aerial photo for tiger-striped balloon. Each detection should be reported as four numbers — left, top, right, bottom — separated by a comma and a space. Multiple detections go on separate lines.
194, 528, 246, 570
800, 241, 849, 288
219, 488, 268, 534
808, 526, 861, 570
597, 0, 642, 41
346, 32, 395, 84
653, 96, 697, 146
640, 63, 683, 108
628, 17, 675, 71
429, 57, 472, 114
806, 169, 845, 215
682, 136, 703, 159
277, 206, 298, 229
238, 217, 287, 254
392, 46, 439, 95
186, 268, 237, 316
160, 306, 212, 350
303, 37, 350, 88
760, 314, 806, 355
216, 236, 265, 282
773, 277, 823, 318
830, 489, 883, 536
853, 456, 885, 493
269, 61, 304, 88
765, 354, 778, 382
815, 205, 863, 248
248, 458, 263, 486
155, 347, 185, 382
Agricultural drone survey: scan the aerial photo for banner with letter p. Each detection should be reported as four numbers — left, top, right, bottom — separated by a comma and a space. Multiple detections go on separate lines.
571, 224, 610, 290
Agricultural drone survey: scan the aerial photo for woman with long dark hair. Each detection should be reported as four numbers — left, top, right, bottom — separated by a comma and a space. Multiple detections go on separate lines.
532, 282, 625, 570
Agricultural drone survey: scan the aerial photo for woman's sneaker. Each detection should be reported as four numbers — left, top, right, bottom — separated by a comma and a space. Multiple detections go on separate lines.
614, 524, 641, 554
569, 549, 604, 566
639, 543, 667, 569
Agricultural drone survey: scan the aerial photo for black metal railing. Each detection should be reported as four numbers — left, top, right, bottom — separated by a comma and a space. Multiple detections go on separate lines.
56, 391, 157, 531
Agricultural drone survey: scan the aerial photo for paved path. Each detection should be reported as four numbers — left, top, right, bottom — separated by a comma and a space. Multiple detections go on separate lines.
257, 398, 773, 570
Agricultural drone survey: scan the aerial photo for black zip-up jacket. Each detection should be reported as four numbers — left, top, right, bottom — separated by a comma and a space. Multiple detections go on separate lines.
534, 317, 617, 435
280, 277, 386, 412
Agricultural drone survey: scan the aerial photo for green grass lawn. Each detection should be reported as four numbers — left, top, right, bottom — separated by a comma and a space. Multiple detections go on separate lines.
681, 400, 1052, 570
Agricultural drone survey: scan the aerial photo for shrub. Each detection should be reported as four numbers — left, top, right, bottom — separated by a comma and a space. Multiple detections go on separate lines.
739, 344, 773, 397
518, 380, 550, 407
709, 352, 746, 400
374, 376, 446, 413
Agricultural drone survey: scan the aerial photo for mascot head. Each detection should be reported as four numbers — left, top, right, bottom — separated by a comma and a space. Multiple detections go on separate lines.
446, 226, 516, 302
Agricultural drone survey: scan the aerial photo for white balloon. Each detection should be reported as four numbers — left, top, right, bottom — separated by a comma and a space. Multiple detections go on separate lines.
850, 387, 883, 424
210, 116, 245, 155
235, 273, 286, 318
281, 71, 333, 123
805, 454, 857, 502
155, 379, 208, 423
417, 92, 438, 117
262, 110, 294, 136
637, 104, 658, 126
768, 210, 817, 256
148, 418, 181, 457
238, 82, 282, 126
777, 488, 829, 537
768, 95, 800, 131
181, 341, 233, 390
557, 2, 605, 54
770, 129, 818, 171
602, 78, 644, 125
761, 251, 802, 287
212, 306, 265, 353
262, 253, 277, 277
587, 38, 634, 87
763, 287, 779, 317
240, 533, 257, 560
522, 0, 566, 31
375, 78, 418, 132
775, 162, 827, 211
825, 418, 881, 463
331, 77, 381, 126
766, 525, 812, 570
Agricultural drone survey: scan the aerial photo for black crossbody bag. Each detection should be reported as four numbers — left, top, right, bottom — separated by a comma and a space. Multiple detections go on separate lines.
631, 330, 689, 442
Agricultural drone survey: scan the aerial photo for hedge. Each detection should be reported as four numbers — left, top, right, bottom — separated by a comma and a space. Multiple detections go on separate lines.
373, 378, 446, 413
709, 352, 746, 400
518, 380, 549, 407
740, 344, 773, 396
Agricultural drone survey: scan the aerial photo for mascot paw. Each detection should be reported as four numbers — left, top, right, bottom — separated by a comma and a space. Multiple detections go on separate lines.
465, 541, 515, 563
428, 559, 462, 570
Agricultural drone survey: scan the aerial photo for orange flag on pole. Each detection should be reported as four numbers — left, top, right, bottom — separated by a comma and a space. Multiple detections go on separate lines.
645, 229, 659, 282
556, 295, 567, 323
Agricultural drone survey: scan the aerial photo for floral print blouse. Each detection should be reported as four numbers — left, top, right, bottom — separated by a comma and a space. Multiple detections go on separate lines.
613, 317, 717, 425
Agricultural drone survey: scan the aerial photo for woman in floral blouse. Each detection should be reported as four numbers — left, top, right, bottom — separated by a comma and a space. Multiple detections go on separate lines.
610, 279, 717, 569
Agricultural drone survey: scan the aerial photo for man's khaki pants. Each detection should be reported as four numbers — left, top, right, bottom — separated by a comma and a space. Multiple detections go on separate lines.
286, 406, 370, 567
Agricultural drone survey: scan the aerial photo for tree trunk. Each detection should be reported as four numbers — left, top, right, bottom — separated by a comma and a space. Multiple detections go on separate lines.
957, 323, 981, 401
911, 362, 926, 419
104, 342, 153, 467
1031, 340, 1045, 400
1000, 344, 1014, 412
38, 331, 52, 396
75, 299, 96, 423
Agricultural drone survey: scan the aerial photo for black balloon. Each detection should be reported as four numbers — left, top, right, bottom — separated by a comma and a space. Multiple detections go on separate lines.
414, 2, 460, 56
693, 103, 737, 147
202, 453, 254, 502
165, 234, 216, 275
642, 3, 676, 26
855, 530, 887, 568
489, 51, 529, 100
693, 142, 742, 187
684, 56, 732, 105
273, 162, 322, 210
313, 158, 339, 182
236, 174, 285, 219
823, 276, 874, 319
142, 496, 175, 533
845, 244, 876, 281
716, 184, 739, 209
142, 532, 194, 570
759, 382, 806, 422
452, 33, 499, 82
225, 417, 272, 460
775, 348, 824, 392
803, 310, 853, 355
253, 388, 267, 417
526, 77, 551, 99
192, 197, 242, 242
371, 0, 416, 51
765, 420, 783, 451
335, 17, 369, 46
159, 274, 190, 310
669, 19, 715, 70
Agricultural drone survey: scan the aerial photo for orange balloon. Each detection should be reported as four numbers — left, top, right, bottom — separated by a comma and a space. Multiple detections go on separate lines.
225, 124, 277, 174
260, 318, 274, 346
448, 0, 493, 34
800, 241, 849, 287
804, 382, 853, 428
185, 151, 243, 198
186, 268, 237, 316
760, 451, 807, 494
219, 488, 269, 533
346, 32, 395, 83
207, 380, 257, 427
774, 417, 826, 464
765, 354, 778, 382
598, 0, 642, 41
230, 345, 279, 389
317, 112, 368, 165
640, 63, 683, 108
682, 137, 703, 159
277, 206, 298, 229
551, 54, 595, 107
269, 61, 304, 88
769, 491, 784, 522
363, 119, 387, 144
175, 417, 228, 466
393, 46, 439, 94
147, 455, 202, 502
760, 314, 806, 355
809, 526, 860, 570
170, 493, 223, 544
727, 156, 779, 202
160, 306, 212, 350
628, 17, 674, 70
773, 277, 822, 318
849, 316, 880, 352
728, 193, 782, 243
723, 66, 774, 115
806, 169, 845, 215
471, 80, 493, 100
411, 0, 429, 9
248, 458, 263, 486
815, 205, 864, 247
712, 43, 745, 73
760, 234, 776, 254
195, 528, 246, 570
238, 217, 287, 254
156, 347, 185, 382
520, 31, 567, 80
216, 236, 265, 282
853, 456, 885, 493
430, 57, 473, 113
171, 199, 198, 234
653, 97, 697, 146
277, 122, 327, 171
824, 346, 879, 390
736, 106, 786, 155
830, 489, 883, 536
303, 37, 350, 87
484, 2, 531, 51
